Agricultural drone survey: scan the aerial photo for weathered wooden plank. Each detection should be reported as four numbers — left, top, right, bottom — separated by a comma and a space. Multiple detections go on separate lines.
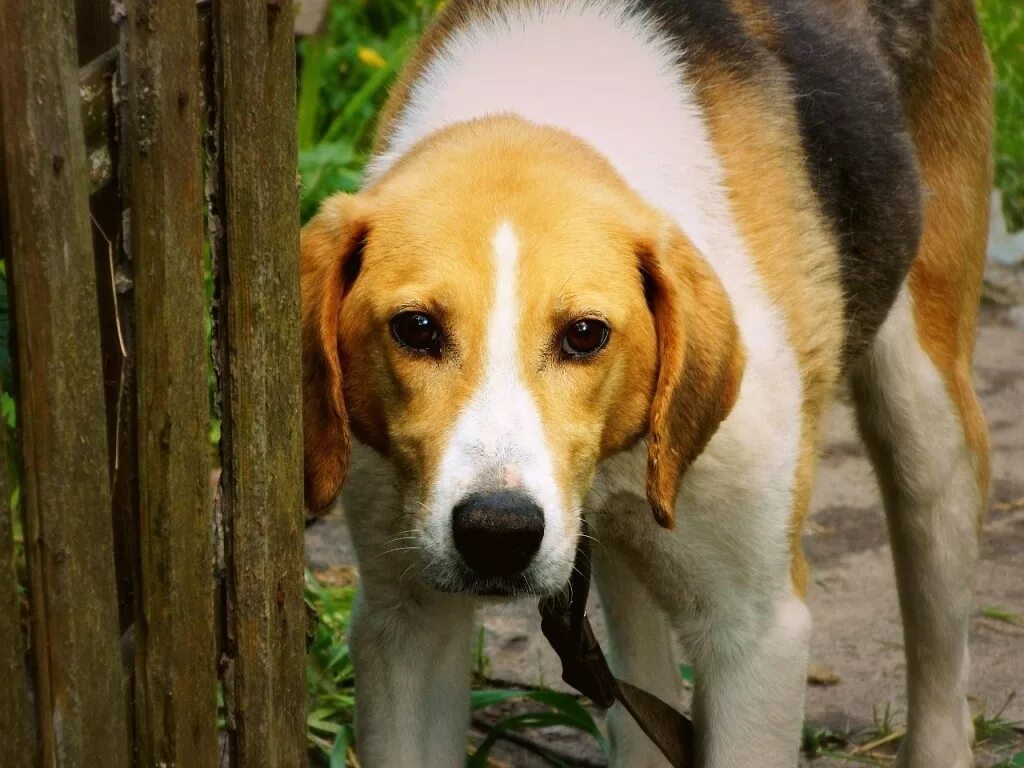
0, 2, 131, 766
122, 1, 218, 766
211, 0, 306, 765
0, 378, 34, 768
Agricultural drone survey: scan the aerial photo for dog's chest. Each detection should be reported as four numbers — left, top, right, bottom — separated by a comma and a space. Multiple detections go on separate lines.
589, 377, 802, 626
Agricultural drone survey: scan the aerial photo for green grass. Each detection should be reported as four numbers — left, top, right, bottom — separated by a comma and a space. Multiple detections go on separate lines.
304, 571, 357, 764
979, 0, 1024, 230
995, 752, 1024, 768
974, 692, 1023, 744
867, 702, 900, 743
981, 605, 1024, 626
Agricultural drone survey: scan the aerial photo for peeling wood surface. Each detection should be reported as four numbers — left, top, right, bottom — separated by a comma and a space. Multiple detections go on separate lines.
124, 0, 218, 765
211, 0, 307, 764
0, 1, 131, 765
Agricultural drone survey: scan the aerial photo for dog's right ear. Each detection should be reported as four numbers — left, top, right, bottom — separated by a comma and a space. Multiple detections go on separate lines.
301, 193, 370, 515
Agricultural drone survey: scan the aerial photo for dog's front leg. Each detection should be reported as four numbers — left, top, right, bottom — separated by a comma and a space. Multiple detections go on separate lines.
593, 546, 683, 768
342, 455, 477, 768
690, 592, 811, 768
349, 581, 475, 767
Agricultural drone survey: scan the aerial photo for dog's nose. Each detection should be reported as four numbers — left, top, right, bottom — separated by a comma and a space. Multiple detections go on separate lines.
452, 490, 545, 578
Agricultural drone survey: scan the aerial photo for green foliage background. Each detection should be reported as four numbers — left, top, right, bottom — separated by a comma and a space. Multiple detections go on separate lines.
980, 0, 1024, 230
296, 0, 443, 221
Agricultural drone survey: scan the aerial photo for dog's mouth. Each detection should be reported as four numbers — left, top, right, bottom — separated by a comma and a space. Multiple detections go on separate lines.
416, 549, 572, 599
427, 566, 559, 599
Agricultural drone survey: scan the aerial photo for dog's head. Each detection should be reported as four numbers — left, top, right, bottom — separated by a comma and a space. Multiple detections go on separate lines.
302, 118, 743, 596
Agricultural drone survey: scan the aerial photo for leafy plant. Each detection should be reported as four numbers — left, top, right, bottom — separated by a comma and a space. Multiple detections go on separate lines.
304, 569, 608, 767
995, 751, 1024, 768
304, 570, 357, 765
974, 691, 1022, 744
801, 724, 847, 757
468, 687, 608, 767
295, 0, 444, 221
979, 0, 1024, 229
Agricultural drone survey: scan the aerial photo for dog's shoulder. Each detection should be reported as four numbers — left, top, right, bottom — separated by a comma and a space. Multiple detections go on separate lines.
636, 0, 925, 361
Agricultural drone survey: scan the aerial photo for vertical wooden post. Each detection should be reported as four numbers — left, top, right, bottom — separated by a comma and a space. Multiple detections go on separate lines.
211, 0, 307, 765
0, 2, 131, 766
122, 2, 219, 766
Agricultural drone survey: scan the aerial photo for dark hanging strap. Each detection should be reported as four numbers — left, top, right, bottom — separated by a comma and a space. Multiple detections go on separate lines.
538, 524, 696, 768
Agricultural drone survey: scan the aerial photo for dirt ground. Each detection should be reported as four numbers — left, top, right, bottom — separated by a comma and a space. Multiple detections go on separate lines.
306, 307, 1024, 767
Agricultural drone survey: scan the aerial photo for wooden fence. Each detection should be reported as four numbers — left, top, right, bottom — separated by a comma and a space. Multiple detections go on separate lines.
0, 1, 308, 765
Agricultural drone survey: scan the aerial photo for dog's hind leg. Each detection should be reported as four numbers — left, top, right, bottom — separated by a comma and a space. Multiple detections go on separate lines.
851, 4, 992, 765
593, 545, 682, 768
851, 284, 987, 768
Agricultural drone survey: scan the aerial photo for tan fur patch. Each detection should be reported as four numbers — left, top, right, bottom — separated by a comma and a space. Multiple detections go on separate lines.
301, 194, 366, 513
728, 0, 781, 50
697, 65, 845, 596
904, 0, 993, 506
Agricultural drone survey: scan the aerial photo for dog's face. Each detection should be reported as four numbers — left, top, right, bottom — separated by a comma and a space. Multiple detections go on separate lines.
302, 119, 743, 596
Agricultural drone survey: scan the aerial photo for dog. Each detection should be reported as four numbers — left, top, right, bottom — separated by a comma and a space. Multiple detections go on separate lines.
300, 0, 993, 765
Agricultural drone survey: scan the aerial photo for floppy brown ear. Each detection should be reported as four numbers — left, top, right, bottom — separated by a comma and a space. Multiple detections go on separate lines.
639, 224, 745, 529
301, 193, 369, 514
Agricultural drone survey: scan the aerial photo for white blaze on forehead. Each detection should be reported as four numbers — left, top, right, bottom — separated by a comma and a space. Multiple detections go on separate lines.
424, 222, 567, 559
479, 222, 521, 452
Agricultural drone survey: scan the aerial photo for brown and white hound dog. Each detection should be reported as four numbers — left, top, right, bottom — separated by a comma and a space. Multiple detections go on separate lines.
300, 0, 993, 765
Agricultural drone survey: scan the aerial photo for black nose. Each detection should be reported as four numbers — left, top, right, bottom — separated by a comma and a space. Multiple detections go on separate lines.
452, 491, 545, 578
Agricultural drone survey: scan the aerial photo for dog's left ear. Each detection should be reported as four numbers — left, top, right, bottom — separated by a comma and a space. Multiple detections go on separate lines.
638, 222, 745, 528
301, 193, 371, 515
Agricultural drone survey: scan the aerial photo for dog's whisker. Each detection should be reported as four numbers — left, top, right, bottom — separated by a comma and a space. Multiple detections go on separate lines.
369, 546, 422, 562
399, 561, 418, 585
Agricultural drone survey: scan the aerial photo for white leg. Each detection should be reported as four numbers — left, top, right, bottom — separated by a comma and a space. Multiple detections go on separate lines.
343, 447, 477, 767
592, 440, 811, 768
349, 583, 475, 767
593, 546, 682, 768
690, 591, 810, 768
850, 289, 983, 768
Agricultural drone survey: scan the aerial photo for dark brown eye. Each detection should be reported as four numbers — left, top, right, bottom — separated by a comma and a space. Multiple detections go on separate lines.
561, 318, 610, 358
391, 311, 441, 356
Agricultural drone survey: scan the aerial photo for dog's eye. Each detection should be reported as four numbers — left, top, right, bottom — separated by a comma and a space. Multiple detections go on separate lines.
391, 311, 442, 356
561, 318, 610, 358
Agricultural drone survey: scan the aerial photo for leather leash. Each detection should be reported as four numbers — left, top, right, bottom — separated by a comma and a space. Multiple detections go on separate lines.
538, 523, 696, 767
